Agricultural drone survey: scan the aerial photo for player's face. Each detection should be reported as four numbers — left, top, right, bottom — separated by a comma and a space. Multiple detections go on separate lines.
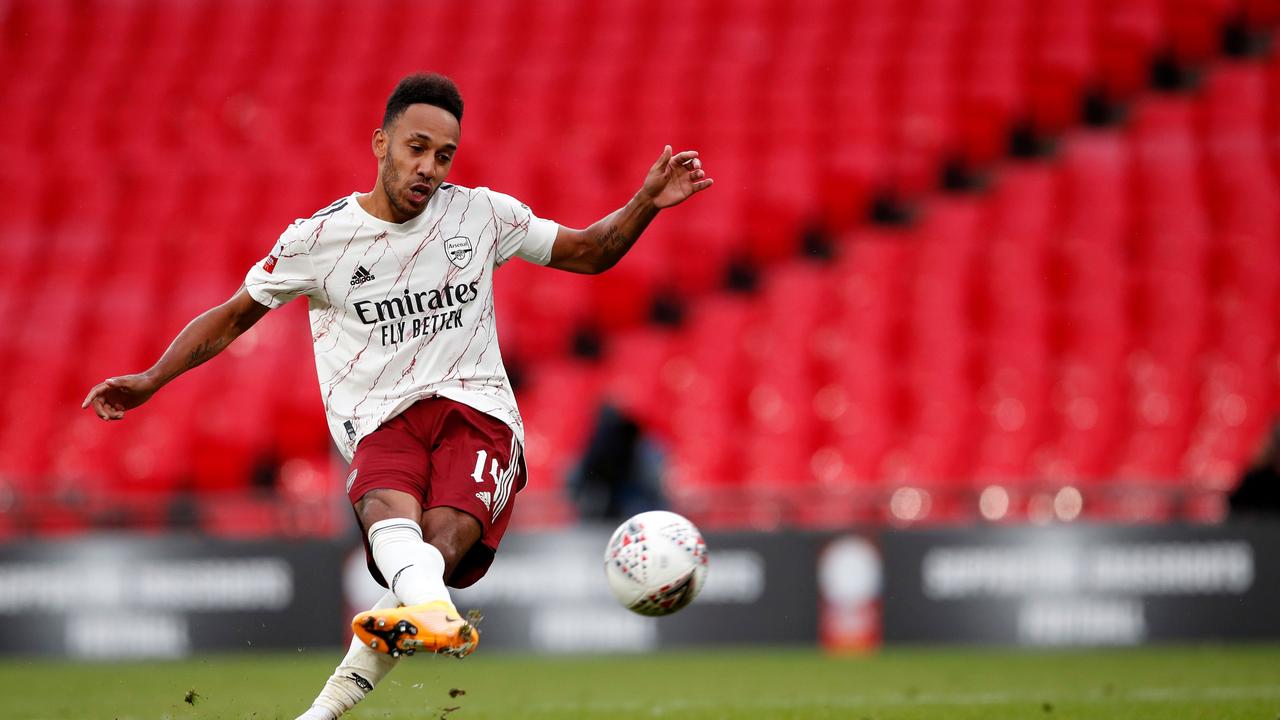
375, 103, 460, 221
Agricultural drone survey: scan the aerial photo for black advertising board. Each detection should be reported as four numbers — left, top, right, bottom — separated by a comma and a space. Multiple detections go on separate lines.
4, 521, 1280, 658
0, 536, 346, 658
879, 523, 1280, 646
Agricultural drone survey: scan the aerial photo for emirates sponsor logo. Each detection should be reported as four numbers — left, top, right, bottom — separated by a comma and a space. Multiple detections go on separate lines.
352, 281, 481, 347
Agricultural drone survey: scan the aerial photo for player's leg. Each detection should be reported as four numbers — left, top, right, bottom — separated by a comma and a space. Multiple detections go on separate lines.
346, 403, 483, 657
358, 488, 454, 607
420, 505, 483, 578
354, 400, 524, 658
295, 591, 401, 720
350, 491, 481, 657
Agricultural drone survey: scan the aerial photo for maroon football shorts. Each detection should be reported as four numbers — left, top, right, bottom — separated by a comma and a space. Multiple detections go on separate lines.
346, 396, 525, 589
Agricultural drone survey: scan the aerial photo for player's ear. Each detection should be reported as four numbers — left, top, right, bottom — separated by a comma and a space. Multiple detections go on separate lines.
372, 127, 388, 161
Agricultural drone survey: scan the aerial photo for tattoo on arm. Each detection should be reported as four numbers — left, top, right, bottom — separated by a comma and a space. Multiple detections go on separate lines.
598, 225, 633, 260
186, 338, 225, 369
587, 196, 658, 272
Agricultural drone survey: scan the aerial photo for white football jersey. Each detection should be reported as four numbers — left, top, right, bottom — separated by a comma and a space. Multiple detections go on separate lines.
243, 186, 558, 461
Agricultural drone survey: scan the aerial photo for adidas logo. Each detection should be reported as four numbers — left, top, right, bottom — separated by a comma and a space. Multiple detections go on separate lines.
350, 265, 375, 286
475, 491, 492, 511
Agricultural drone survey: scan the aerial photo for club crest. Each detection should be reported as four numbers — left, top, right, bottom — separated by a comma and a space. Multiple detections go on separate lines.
444, 235, 473, 268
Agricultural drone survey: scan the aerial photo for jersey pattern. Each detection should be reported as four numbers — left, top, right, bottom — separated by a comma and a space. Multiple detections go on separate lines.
243, 186, 557, 461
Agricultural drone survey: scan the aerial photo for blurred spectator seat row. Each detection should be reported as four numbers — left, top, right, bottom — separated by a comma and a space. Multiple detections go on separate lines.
0, 0, 1274, 534
518, 58, 1280, 529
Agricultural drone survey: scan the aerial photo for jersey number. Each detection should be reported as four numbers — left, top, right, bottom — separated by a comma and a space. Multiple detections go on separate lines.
471, 450, 505, 486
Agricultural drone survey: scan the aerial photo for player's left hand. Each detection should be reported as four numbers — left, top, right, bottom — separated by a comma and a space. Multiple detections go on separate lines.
640, 146, 714, 209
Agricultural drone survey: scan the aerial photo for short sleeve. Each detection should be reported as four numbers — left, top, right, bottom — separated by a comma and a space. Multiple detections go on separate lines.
243, 223, 317, 308
489, 189, 558, 267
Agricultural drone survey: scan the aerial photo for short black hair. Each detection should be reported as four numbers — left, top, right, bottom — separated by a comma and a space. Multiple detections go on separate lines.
382, 73, 463, 128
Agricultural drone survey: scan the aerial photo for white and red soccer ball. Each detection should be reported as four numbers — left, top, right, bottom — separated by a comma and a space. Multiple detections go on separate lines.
603, 510, 709, 616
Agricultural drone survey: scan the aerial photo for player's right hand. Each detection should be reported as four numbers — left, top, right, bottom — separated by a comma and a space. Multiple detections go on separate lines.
82, 374, 158, 421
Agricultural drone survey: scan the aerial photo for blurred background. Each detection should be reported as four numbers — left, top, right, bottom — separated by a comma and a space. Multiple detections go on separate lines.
1, 0, 1279, 660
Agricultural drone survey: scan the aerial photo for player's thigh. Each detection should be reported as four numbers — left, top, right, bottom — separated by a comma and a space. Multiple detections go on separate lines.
347, 419, 431, 529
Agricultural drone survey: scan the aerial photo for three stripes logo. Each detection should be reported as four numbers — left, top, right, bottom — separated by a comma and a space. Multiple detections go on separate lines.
350, 265, 376, 287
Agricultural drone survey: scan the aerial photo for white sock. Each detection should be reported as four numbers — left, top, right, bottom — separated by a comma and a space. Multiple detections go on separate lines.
296, 592, 401, 720
368, 517, 452, 606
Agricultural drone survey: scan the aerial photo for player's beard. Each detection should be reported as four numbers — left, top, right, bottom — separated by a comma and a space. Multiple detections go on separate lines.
382, 160, 427, 220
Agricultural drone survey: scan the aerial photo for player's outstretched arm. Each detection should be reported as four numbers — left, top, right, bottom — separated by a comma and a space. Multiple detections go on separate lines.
81, 288, 270, 421
547, 145, 713, 274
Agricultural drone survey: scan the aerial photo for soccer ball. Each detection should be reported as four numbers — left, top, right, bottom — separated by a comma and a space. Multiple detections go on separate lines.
603, 510, 708, 616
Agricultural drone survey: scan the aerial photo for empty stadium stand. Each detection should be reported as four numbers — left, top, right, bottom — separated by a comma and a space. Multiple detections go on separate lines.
0, 0, 1275, 534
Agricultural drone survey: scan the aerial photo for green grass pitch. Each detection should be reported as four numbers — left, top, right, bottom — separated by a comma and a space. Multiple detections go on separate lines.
1, 645, 1277, 719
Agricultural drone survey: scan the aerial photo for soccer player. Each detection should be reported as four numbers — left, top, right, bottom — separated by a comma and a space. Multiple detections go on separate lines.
81, 73, 712, 718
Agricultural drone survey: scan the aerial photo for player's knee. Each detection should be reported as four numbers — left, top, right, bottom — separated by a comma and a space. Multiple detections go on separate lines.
355, 488, 422, 531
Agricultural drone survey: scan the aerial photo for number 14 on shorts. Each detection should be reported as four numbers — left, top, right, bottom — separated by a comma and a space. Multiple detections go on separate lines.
470, 449, 507, 484
470, 449, 512, 519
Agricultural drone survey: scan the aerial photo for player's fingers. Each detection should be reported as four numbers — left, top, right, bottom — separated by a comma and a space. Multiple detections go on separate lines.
90, 396, 111, 420
692, 178, 714, 192
82, 382, 108, 408
692, 169, 706, 181
654, 145, 672, 168
672, 150, 699, 165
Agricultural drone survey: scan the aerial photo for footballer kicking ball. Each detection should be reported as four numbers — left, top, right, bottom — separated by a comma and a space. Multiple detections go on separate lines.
603, 510, 708, 616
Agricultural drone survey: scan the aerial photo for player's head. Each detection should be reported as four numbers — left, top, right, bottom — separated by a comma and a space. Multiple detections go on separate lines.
372, 73, 464, 222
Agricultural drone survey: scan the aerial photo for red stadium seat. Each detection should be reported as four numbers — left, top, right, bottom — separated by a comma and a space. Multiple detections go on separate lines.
1168, 0, 1239, 65
1028, 0, 1093, 133
1098, 0, 1165, 99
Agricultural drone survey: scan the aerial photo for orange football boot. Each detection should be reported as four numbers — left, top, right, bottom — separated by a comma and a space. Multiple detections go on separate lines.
352, 600, 478, 658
